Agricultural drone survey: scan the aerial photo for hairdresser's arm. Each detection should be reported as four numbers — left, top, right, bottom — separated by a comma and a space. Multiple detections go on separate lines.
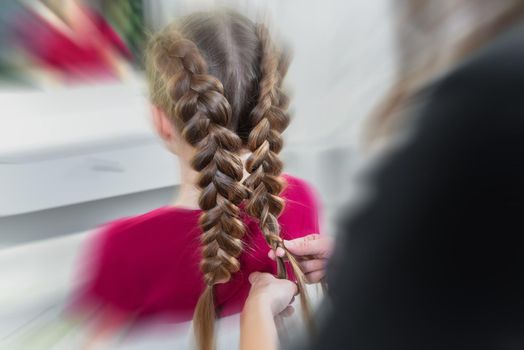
240, 272, 297, 350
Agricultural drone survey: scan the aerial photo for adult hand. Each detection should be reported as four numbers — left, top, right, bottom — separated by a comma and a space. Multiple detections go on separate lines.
268, 234, 334, 283
241, 272, 295, 350
246, 272, 297, 316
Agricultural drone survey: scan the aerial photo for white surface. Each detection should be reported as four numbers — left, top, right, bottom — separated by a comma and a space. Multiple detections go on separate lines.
0, 231, 88, 339
0, 76, 152, 163
0, 75, 182, 217
0, 142, 178, 217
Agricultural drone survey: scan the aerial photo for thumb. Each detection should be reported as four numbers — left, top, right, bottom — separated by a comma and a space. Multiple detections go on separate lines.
284, 234, 325, 256
248, 272, 261, 284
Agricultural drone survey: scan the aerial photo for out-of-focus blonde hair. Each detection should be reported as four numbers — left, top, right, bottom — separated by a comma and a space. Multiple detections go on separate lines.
366, 0, 524, 145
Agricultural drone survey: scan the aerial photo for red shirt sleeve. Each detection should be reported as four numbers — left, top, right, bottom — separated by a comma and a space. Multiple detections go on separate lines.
70, 220, 141, 320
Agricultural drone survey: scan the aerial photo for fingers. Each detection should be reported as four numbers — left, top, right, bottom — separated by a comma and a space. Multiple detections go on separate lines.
305, 270, 325, 284
262, 254, 327, 283
248, 272, 274, 285
268, 234, 333, 261
248, 272, 261, 284
279, 305, 295, 318
246, 272, 297, 316
249, 269, 321, 288
249, 272, 297, 290
299, 258, 327, 273
283, 234, 333, 258
267, 247, 286, 260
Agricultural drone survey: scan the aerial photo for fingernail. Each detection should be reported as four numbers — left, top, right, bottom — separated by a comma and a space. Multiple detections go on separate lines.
248, 272, 258, 284
276, 247, 285, 257
283, 240, 293, 248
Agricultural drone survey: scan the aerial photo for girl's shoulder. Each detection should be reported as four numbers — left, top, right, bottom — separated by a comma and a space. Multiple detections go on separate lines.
75, 207, 202, 313
279, 173, 322, 238
92, 206, 201, 258
281, 173, 320, 211
94, 174, 319, 251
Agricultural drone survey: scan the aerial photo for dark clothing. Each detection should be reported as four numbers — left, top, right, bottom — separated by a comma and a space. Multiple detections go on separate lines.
309, 22, 524, 350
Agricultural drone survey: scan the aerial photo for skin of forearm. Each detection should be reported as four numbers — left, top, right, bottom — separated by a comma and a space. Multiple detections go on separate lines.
240, 296, 279, 350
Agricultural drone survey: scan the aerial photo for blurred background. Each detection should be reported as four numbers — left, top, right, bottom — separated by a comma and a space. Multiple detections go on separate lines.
0, 0, 396, 348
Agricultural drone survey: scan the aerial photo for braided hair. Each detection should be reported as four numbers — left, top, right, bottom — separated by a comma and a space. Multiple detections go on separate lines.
244, 24, 313, 332
145, 11, 312, 350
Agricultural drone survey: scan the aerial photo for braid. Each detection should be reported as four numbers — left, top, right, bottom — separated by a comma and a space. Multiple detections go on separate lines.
148, 31, 247, 350
244, 24, 314, 330
244, 24, 289, 274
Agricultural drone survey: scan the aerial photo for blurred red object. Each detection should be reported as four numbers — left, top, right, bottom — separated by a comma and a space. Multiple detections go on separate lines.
12, 1, 132, 82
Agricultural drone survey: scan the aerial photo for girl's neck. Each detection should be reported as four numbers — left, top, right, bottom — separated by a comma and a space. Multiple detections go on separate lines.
172, 158, 201, 209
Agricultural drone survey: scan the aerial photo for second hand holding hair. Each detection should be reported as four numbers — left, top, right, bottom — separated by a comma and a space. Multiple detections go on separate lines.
269, 234, 334, 284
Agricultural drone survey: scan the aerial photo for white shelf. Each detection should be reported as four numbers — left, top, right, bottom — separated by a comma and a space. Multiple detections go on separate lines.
0, 142, 179, 217
0, 78, 180, 217
0, 76, 152, 163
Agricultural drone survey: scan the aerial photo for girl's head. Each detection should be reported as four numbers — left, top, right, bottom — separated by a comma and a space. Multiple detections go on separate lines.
146, 10, 290, 158
145, 9, 307, 350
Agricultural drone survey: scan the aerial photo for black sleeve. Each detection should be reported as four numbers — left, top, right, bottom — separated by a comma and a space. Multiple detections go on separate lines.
299, 35, 524, 350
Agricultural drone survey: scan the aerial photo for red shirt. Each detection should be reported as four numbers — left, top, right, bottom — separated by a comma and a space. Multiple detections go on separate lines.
72, 174, 320, 322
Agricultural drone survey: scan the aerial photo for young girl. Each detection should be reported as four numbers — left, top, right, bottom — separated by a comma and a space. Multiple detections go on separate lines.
72, 9, 320, 350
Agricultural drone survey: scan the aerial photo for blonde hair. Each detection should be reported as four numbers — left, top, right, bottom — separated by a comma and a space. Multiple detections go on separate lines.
366, 0, 524, 144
